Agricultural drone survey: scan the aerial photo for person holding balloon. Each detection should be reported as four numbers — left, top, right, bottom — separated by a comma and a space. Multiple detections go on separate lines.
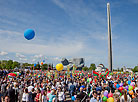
120, 89, 131, 102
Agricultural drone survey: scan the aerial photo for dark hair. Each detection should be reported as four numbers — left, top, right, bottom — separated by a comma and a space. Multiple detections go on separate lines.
25, 88, 28, 93
93, 91, 97, 95
43, 90, 47, 96
32, 88, 34, 92
5, 95, 10, 99
122, 90, 127, 101
37, 88, 41, 93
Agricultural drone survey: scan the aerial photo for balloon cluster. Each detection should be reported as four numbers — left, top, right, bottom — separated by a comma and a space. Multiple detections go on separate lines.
102, 91, 114, 102
114, 81, 135, 98
127, 81, 135, 98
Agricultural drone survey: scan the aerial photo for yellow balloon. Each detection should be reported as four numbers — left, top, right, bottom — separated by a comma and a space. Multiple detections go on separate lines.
56, 63, 63, 71
107, 97, 114, 102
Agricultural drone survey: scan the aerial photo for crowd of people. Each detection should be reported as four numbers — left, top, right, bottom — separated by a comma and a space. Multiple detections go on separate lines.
0, 69, 138, 102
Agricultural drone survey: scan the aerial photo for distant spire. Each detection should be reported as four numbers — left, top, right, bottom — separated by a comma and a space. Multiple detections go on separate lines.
107, 2, 113, 71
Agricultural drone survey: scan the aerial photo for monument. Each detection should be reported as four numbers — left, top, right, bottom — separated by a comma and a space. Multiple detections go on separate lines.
107, 3, 113, 71
61, 58, 84, 70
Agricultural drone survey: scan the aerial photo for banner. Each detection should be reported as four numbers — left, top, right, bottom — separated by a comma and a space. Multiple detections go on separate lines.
72, 64, 76, 77
67, 65, 70, 78
47, 71, 51, 79
54, 71, 58, 79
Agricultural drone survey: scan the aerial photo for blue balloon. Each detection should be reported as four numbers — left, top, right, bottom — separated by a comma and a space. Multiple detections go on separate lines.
24, 29, 35, 40
71, 96, 76, 101
34, 64, 36, 67
132, 78, 134, 80
128, 81, 131, 85
116, 84, 120, 88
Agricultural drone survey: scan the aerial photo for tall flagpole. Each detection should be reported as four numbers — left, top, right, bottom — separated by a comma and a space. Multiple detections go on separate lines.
107, 3, 113, 72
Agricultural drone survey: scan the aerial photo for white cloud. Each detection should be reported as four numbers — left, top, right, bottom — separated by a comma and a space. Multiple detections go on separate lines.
51, 57, 62, 61
19, 57, 27, 61
52, 0, 106, 26
0, 29, 84, 56
130, 0, 138, 4
0, 29, 21, 36
0, 18, 17, 26
0, 51, 8, 56
89, 32, 118, 41
16, 53, 26, 58
32, 59, 36, 62
34, 54, 43, 58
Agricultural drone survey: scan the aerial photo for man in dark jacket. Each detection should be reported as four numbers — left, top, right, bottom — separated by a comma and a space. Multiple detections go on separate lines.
69, 82, 76, 97
5, 88, 15, 102
76, 87, 88, 102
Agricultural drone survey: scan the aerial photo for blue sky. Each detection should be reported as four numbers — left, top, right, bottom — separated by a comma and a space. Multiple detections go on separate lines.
0, 0, 138, 68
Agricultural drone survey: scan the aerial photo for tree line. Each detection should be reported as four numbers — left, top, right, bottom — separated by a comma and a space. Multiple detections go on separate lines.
0, 60, 138, 72
0, 60, 49, 70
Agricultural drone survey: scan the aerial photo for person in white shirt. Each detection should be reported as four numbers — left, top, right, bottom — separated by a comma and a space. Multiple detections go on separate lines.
57, 87, 65, 102
120, 90, 131, 102
22, 88, 29, 102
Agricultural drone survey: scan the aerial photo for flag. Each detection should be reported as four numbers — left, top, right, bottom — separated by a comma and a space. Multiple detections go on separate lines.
67, 65, 70, 78
72, 65, 76, 77
54, 71, 58, 79
105, 69, 109, 78
92, 70, 99, 77
47, 71, 51, 79
131, 72, 133, 81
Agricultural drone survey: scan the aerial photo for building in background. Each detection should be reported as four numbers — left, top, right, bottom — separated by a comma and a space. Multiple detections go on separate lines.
61, 58, 84, 70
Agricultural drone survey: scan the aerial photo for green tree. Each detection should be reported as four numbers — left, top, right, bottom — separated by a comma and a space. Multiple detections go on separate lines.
6, 60, 13, 69
0, 63, 2, 69
132, 66, 138, 72
82, 66, 88, 71
121, 68, 123, 72
113, 69, 117, 71
42, 64, 48, 70
12, 61, 20, 69
1, 60, 7, 69
89, 63, 96, 71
